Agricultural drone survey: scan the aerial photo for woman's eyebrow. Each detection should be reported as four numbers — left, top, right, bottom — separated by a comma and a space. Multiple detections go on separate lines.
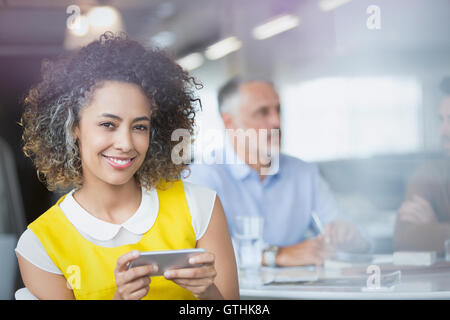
99, 113, 121, 121
98, 113, 150, 122
132, 116, 151, 123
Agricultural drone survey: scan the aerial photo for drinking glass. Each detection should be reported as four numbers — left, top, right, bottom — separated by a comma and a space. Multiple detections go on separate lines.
233, 216, 264, 287
445, 239, 450, 262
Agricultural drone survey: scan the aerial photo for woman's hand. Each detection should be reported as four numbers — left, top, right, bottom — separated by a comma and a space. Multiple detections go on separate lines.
113, 250, 159, 300
163, 251, 222, 299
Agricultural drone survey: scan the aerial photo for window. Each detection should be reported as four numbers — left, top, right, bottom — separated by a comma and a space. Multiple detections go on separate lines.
280, 76, 422, 161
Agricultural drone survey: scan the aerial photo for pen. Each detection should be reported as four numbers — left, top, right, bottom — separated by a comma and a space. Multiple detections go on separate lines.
311, 212, 330, 244
311, 212, 324, 235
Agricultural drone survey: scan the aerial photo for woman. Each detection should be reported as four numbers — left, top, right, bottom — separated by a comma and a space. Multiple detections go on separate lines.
15, 32, 239, 300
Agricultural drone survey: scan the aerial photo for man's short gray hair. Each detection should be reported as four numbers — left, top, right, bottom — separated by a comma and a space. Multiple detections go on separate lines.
217, 75, 274, 115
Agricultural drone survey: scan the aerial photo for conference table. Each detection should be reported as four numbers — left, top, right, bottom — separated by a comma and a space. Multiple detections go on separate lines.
239, 254, 450, 299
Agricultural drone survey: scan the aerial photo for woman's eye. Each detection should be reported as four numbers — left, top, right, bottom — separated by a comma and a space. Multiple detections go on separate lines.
134, 125, 148, 131
100, 122, 115, 129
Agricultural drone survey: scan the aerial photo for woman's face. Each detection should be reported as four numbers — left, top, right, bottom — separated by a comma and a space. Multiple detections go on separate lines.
74, 81, 152, 188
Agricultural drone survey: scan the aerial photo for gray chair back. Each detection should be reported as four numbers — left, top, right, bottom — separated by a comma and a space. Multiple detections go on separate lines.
0, 137, 27, 299
0, 137, 26, 235
0, 234, 19, 299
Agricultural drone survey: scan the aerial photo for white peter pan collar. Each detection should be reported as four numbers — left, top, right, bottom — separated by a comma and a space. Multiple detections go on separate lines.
59, 188, 159, 241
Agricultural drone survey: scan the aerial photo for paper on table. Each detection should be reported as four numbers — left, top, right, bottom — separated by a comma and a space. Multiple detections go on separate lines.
299, 271, 401, 289
324, 252, 378, 270
335, 251, 373, 263
262, 267, 319, 285
393, 251, 437, 266
372, 254, 394, 264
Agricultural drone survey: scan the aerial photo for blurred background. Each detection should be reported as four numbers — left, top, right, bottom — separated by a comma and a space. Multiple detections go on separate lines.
1, 0, 449, 298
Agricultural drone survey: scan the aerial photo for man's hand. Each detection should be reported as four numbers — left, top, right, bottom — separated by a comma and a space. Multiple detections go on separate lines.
323, 220, 368, 253
398, 195, 437, 225
275, 237, 332, 267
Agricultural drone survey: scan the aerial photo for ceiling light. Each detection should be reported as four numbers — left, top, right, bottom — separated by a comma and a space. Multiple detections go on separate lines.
68, 15, 89, 37
176, 53, 204, 71
252, 14, 300, 40
204, 37, 242, 60
151, 31, 176, 48
87, 6, 119, 28
64, 5, 125, 50
318, 0, 352, 11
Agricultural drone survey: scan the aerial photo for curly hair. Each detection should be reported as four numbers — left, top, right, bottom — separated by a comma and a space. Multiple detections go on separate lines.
20, 32, 202, 192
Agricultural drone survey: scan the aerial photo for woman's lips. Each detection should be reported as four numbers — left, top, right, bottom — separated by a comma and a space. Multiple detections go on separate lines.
103, 155, 136, 169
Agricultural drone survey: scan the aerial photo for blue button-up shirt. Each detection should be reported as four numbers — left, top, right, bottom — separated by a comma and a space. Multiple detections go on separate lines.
184, 145, 343, 247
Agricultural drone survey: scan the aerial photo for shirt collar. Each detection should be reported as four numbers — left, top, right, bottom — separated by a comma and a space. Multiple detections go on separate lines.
59, 188, 159, 241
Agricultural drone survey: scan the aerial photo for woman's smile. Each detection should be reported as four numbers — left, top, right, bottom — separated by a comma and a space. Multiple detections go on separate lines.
103, 155, 137, 170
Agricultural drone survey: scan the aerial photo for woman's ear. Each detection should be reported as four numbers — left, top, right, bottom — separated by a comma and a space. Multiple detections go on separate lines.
72, 126, 80, 142
150, 103, 158, 116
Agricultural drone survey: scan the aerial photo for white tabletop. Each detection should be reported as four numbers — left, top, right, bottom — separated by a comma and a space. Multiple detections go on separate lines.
239, 255, 450, 300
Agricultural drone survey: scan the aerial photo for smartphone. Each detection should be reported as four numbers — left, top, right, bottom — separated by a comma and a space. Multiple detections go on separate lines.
128, 248, 206, 276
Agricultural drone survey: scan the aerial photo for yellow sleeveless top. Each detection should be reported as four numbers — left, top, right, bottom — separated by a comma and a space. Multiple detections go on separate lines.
28, 180, 197, 300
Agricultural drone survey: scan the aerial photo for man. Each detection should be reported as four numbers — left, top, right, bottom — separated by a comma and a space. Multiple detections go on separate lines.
185, 76, 370, 267
394, 77, 450, 253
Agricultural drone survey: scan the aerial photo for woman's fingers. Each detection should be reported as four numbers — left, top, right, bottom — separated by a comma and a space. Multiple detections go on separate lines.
162, 250, 217, 299
163, 252, 215, 279
116, 264, 158, 286
127, 286, 150, 300
125, 265, 158, 282
115, 250, 140, 273
114, 273, 152, 300
114, 250, 160, 300
170, 277, 213, 287
121, 276, 151, 294
188, 252, 215, 265
114, 265, 156, 300
164, 265, 216, 280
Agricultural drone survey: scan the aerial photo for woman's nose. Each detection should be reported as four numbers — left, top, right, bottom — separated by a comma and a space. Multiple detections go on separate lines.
114, 128, 133, 152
